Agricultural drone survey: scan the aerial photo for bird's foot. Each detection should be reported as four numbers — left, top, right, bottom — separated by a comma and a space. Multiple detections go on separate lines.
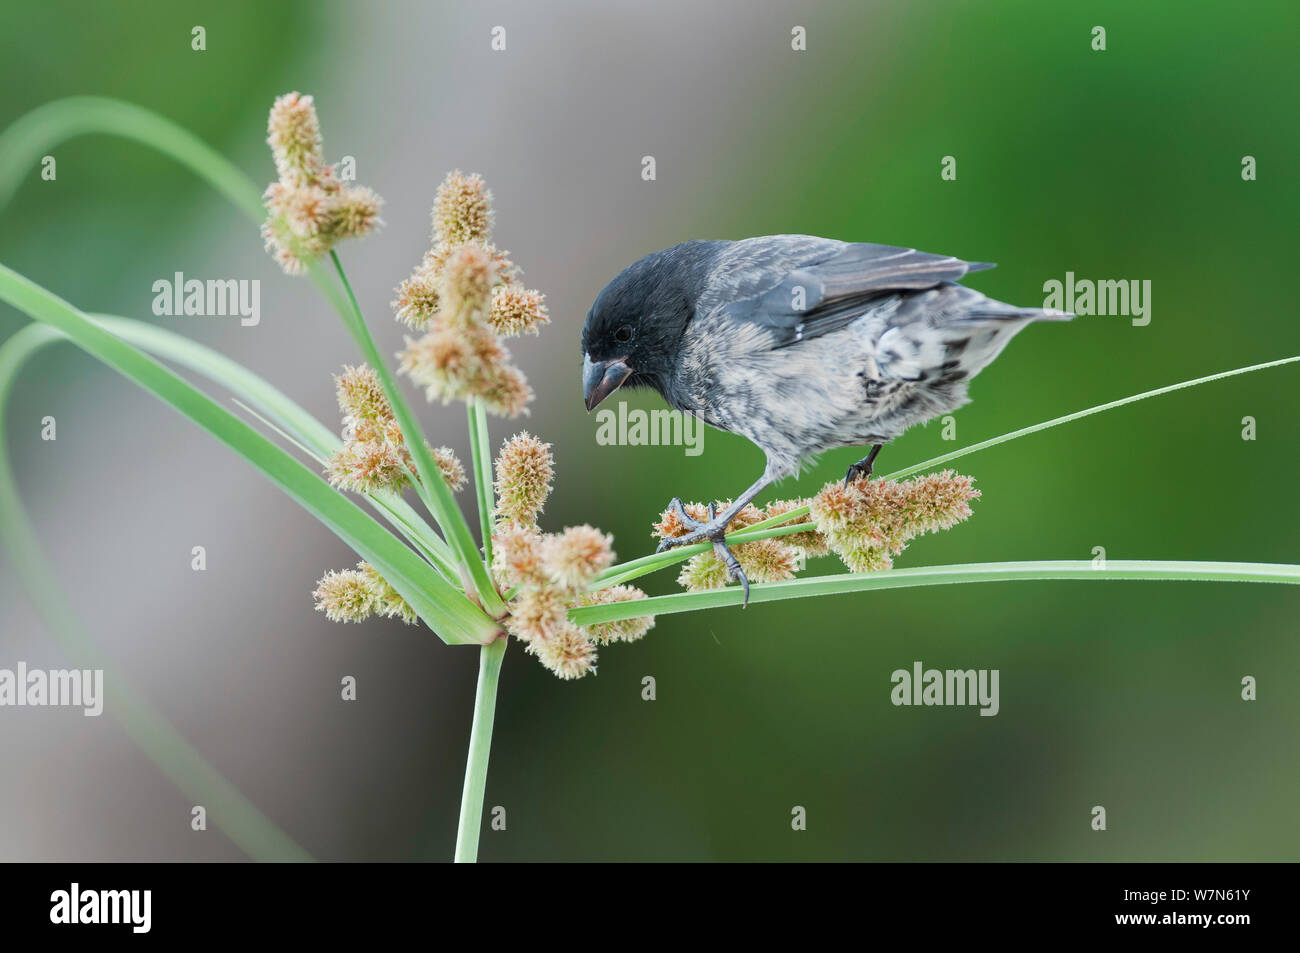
843, 459, 874, 485
655, 498, 751, 606
844, 445, 883, 486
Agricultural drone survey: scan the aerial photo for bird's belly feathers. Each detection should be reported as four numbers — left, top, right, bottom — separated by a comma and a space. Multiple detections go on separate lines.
678, 294, 1034, 477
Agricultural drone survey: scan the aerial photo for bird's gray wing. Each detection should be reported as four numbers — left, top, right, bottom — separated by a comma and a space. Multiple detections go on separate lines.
706, 237, 995, 349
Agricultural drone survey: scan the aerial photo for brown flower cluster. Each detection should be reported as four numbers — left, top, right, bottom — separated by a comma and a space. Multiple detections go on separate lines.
808, 470, 980, 572
394, 171, 548, 417
653, 470, 979, 590
325, 364, 465, 495
262, 92, 382, 274
492, 433, 653, 678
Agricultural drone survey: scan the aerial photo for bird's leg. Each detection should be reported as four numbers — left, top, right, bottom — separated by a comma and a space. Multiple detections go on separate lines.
844, 443, 883, 485
656, 474, 773, 607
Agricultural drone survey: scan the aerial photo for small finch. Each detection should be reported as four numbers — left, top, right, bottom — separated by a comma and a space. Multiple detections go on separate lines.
581, 236, 1071, 601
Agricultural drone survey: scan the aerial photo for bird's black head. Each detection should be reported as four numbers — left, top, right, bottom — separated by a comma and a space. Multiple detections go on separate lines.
581, 240, 725, 411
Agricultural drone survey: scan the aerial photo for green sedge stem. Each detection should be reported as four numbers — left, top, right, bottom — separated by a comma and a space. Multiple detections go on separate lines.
468, 400, 496, 567
573, 560, 1300, 625
454, 637, 507, 863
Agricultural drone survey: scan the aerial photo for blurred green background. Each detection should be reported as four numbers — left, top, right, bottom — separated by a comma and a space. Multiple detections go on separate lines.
1, 0, 1296, 861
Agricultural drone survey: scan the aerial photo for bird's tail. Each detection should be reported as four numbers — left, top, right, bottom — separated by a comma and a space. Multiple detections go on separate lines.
962, 303, 1075, 324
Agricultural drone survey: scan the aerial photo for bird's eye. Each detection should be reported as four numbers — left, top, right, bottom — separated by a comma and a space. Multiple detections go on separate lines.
614, 325, 633, 344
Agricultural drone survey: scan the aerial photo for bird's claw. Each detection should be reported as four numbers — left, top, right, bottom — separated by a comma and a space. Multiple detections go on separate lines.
655, 497, 752, 605
843, 462, 871, 485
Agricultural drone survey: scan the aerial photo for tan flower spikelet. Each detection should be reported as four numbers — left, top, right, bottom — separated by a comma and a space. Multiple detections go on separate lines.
283, 184, 332, 237
333, 185, 383, 239
492, 522, 546, 589
442, 243, 497, 319
677, 551, 731, 591
478, 362, 533, 418
262, 92, 383, 273
808, 470, 980, 573
527, 624, 597, 680
900, 470, 980, 534
335, 364, 392, 425
763, 498, 831, 558
267, 91, 323, 183
735, 537, 799, 584
488, 285, 549, 337
312, 568, 374, 622
326, 438, 411, 494
541, 525, 614, 589
429, 445, 467, 493
433, 170, 494, 246
574, 586, 655, 644
506, 585, 569, 643
313, 562, 416, 625
838, 546, 894, 574
359, 562, 417, 624
393, 271, 442, 331
493, 432, 553, 525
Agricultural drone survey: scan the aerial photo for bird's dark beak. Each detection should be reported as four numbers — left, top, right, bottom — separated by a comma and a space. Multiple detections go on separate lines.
583, 354, 633, 412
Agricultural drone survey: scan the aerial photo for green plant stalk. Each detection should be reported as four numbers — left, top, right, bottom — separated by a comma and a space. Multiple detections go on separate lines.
454, 637, 507, 863
329, 252, 506, 618
0, 264, 499, 645
571, 560, 1300, 625
0, 325, 312, 862
467, 399, 497, 567
595, 354, 1300, 587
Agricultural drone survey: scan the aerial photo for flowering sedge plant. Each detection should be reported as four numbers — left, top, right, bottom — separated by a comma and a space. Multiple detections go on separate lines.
1, 92, 1297, 863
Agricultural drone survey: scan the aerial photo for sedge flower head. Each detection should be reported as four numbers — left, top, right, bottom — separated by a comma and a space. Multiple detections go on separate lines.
262, 92, 383, 274
493, 432, 554, 526
433, 170, 494, 246
488, 285, 549, 337
526, 624, 597, 680
808, 470, 980, 572
541, 525, 615, 589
